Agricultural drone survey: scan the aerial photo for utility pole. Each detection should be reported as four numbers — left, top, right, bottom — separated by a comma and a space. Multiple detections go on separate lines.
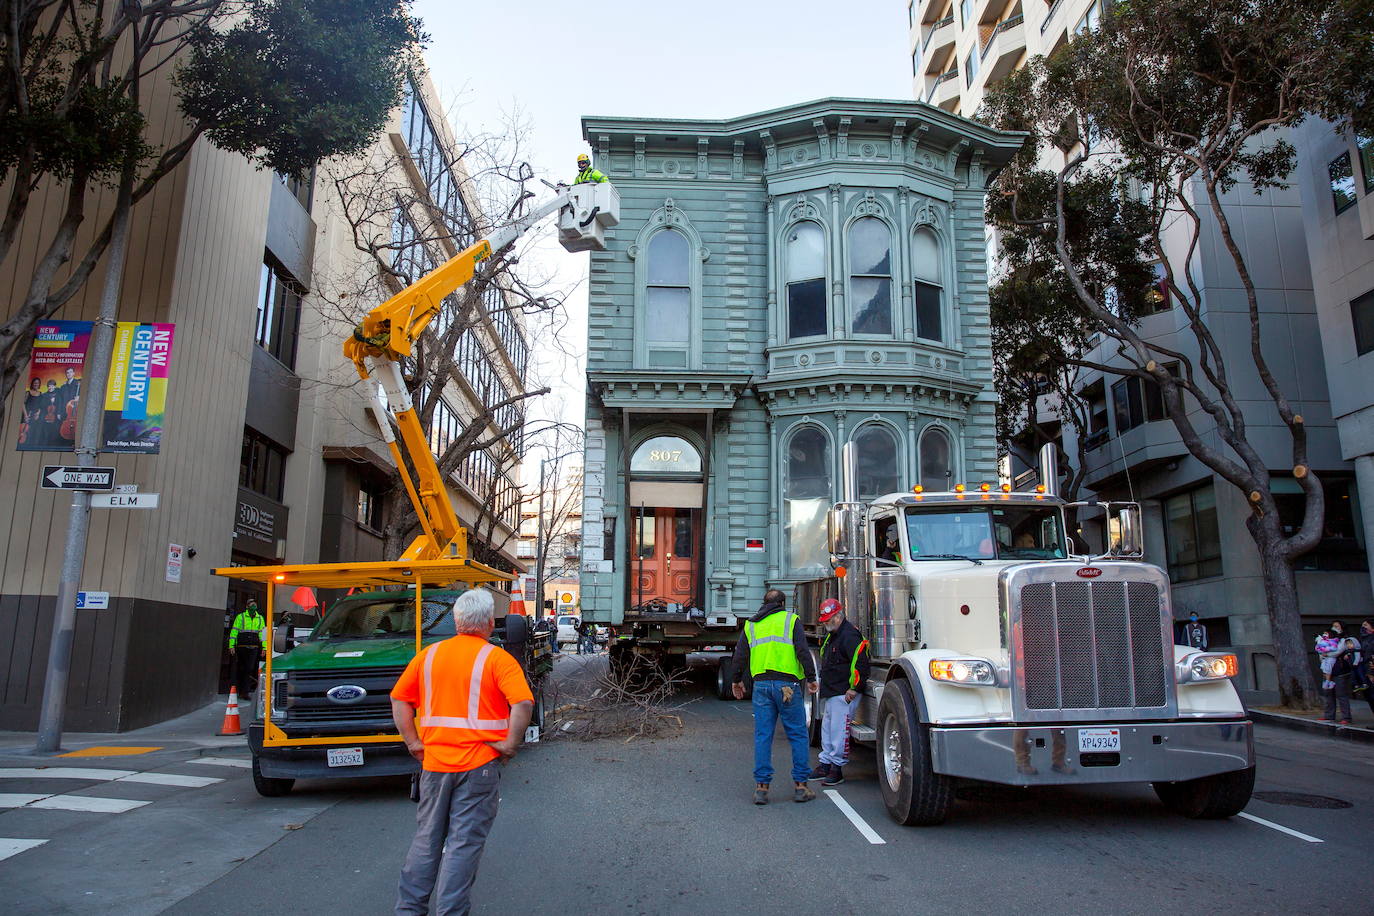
534, 458, 547, 622
36, 169, 134, 753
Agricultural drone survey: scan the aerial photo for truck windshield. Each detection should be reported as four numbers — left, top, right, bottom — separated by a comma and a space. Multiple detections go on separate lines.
307, 597, 457, 641
903, 506, 1067, 561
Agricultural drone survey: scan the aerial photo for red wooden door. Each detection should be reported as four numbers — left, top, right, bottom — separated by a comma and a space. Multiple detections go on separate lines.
632, 507, 699, 607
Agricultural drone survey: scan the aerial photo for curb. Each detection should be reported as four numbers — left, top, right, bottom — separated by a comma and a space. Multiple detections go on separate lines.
1249, 708, 1374, 744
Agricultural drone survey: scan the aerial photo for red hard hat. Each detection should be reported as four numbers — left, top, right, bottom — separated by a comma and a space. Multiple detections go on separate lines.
819, 598, 843, 622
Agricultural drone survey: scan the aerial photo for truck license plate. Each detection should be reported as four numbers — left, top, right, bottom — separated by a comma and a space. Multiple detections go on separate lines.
1078, 728, 1121, 753
327, 747, 364, 768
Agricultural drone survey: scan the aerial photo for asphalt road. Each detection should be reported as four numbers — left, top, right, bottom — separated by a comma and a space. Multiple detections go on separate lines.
3, 653, 1373, 915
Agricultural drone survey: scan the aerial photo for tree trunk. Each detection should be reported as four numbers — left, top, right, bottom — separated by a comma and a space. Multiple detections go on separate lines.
1248, 513, 1318, 709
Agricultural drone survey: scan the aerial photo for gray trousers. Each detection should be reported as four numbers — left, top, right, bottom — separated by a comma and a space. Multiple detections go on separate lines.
818, 694, 859, 766
396, 764, 501, 916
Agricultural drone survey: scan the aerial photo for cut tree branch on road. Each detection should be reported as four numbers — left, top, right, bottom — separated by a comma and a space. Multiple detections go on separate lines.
982, 0, 1374, 707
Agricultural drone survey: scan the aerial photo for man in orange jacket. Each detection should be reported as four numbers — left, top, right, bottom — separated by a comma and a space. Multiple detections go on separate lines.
391, 588, 535, 916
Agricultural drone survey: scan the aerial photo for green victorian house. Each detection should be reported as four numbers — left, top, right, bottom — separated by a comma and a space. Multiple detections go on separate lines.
576, 98, 1024, 646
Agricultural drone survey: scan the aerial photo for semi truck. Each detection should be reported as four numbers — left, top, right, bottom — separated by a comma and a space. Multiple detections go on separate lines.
784, 444, 1255, 825
215, 178, 620, 796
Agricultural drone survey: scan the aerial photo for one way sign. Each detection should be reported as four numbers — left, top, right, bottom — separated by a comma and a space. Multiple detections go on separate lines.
41, 466, 116, 491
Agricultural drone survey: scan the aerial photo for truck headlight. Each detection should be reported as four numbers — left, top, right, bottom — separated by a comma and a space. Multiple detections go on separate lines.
1178, 653, 1238, 682
929, 658, 999, 687
271, 672, 288, 720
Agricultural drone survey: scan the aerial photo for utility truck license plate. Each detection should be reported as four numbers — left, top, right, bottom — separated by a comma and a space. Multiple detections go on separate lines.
327, 747, 364, 767
1077, 728, 1121, 752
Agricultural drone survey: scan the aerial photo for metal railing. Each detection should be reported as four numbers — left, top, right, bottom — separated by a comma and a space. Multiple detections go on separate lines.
922, 14, 955, 50
925, 67, 960, 102
981, 12, 1025, 59
1041, 0, 1063, 33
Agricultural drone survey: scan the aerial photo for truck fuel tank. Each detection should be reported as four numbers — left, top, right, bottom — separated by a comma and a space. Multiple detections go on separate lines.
871, 566, 916, 658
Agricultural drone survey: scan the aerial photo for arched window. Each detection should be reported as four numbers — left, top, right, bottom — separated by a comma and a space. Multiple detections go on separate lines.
631, 435, 702, 478
849, 217, 892, 335
919, 425, 953, 490
785, 426, 831, 574
645, 229, 691, 366
854, 424, 900, 499
786, 222, 826, 339
912, 228, 943, 342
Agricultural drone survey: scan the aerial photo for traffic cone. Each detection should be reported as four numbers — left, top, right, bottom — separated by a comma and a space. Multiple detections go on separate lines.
509, 580, 527, 616
217, 687, 243, 736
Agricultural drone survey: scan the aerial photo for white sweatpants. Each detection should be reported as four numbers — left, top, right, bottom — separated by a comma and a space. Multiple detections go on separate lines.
818, 694, 859, 766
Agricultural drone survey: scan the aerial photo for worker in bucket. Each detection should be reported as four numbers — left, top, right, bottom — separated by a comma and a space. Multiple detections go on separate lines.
809, 598, 870, 786
732, 588, 819, 805
574, 153, 607, 184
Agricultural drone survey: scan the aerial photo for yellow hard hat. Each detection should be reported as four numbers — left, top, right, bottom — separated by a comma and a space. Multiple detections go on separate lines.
577, 154, 590, 166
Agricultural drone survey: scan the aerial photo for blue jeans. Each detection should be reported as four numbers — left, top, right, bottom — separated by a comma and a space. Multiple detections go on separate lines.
752, 679, 810, 785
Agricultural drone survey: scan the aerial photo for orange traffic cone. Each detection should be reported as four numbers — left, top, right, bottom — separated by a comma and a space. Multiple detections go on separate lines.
217, 687, 243, 736
509, 580, 527, 616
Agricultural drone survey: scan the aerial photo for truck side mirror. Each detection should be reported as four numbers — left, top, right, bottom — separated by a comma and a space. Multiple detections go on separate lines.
828, 504, 863, 558
1109, 504, 1144, 557
273, 622, 294, 654
504, 613, 530, 647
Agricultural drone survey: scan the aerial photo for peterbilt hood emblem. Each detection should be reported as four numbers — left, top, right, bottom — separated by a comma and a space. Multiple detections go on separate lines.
1076, 566, 1103, 578
327, 685, 368, 704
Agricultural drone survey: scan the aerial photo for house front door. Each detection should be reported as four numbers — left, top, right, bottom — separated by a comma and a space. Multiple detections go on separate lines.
631, 506, 700, 608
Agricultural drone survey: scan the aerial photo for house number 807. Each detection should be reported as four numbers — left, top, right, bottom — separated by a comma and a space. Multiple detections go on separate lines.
650, 450, 683, 462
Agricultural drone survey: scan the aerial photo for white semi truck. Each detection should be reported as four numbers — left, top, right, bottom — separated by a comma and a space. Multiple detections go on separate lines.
793, 445, 1255, 826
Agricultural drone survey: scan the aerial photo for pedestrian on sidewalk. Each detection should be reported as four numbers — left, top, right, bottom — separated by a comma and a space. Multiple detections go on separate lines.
1324, 635, 1358, 725
808, 598, 869, 787
391, 588, 535, 916
227, 598, 266, 700
732, 588, 819, 805
1357, 620, 1374, 715
1182, 613, 1208, 650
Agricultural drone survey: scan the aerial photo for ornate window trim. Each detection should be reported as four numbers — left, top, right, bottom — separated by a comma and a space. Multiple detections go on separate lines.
843, 193, 897, 339
627, 199, 708, 369
917, 421, 961, 490
780, 210, 830, 343
909, 209, 955, 346
848, 417, 905, 498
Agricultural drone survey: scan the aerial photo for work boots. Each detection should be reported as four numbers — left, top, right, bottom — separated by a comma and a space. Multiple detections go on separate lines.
753, 783, 769, 805
793, 782, 817, 803
808, 763, 829, 780
822, 766, 844, 787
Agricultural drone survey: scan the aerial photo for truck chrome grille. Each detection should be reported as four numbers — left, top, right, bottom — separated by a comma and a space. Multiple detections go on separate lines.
1019, 580, 1167, 713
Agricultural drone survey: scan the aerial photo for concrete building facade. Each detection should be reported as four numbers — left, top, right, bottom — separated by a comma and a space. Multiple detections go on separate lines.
0, 70, 528, 731
576, 99, 1023, 630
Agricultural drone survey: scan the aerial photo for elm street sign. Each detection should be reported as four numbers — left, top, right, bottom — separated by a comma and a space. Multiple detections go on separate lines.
41, 466, 116, 491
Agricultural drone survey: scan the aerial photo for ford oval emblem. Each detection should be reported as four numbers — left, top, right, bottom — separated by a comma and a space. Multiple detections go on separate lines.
1076, 566, 1103, 579
327, 685, 367, 704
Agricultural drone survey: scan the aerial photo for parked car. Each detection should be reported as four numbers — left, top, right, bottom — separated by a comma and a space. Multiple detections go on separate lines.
556, 614, 580, 644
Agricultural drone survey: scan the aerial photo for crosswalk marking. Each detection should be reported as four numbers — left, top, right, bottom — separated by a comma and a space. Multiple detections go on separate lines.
118, 772, 221, 788
0, 767, 137, 781
28, 795, 151, 814
0, 838, 48, 862
186, 757, 252, 769
0, 793, 50, 807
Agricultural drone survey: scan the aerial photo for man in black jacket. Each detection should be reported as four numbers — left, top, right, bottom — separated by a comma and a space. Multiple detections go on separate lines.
732, 589, 819, 805
809, 598, 870, 786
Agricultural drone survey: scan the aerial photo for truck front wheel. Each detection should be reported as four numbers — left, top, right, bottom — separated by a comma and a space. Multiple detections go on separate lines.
252, 755, 294, 798
876, 678, 951, 826
1152, 766, 1255, 819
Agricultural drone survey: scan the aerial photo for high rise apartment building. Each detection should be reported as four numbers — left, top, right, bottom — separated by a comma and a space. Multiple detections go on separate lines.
0, 68, 528, 731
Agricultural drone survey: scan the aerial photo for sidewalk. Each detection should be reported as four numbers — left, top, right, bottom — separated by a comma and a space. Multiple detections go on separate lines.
0, 698, 248, 761
1251, 691, 1374, 744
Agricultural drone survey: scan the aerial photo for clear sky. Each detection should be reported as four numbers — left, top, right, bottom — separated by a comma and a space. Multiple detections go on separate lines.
411, 0, 914, 456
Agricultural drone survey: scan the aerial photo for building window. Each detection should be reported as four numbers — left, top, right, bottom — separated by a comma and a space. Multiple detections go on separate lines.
255, 258, 303, 369
1111, 373, 1167, 433
912, 228, 943, 341
960, 0, 972, 26
1330, 152, 1357, 213
1273, 476, 1368, 571
1164, 484, 1223, 582
1074, 0, 1100, 35
965, 46, 979, 86
399, 80, 473, 242
785, 426, 831, 575
908, 0, 916, 28
854, 424, 900, 500
849, 217, 893, 336
1081, 379, 1109, 449
912, 46, 921, 76
1143, 260, 1172, 314
786, 221, 827, 339
275, 168, 315, 212
357, 480, 384, 530
631, 435, 702, 478
1358, 136, 1374, 194
645, 229, 691, 367
1353, 289, 1374, 357
918, 425, 953, 490
239, 428, 287, 501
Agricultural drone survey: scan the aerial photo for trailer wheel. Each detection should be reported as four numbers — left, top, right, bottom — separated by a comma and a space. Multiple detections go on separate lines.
716, 657, 736, 701
1153, 766, 1255, 819
806, 649, 821, 747
251, 756, 293, 798
876, 678, 951, 826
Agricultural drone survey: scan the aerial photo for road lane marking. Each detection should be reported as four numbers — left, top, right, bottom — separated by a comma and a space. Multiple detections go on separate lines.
0, 793, 51, 807
116, 772, 221, 788
0, 767, 136, 781
28, 795, 151, 814
824, 789, 887, 845
186, 757, 252, 769
1237, 812, 1323, 844
0, 838, 47, 861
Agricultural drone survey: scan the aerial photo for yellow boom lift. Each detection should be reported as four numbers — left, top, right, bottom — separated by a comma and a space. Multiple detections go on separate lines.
214, 177, 618, 754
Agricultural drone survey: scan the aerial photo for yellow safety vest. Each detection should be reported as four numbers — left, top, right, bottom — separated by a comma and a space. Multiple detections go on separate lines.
745, 611, 804, 679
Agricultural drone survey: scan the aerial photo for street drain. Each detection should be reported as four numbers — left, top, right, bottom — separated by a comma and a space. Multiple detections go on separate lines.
1252, 791, 1351, 809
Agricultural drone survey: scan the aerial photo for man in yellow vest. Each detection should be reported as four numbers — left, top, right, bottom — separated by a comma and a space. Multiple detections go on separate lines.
573, 153, 607, 185
228, 598, 267, 699
731, 588, 818, 805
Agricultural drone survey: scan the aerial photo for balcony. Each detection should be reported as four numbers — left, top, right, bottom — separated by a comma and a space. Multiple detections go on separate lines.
926, 67, 961, 112
981, 13, 1026, 85
922, 14, 955, 58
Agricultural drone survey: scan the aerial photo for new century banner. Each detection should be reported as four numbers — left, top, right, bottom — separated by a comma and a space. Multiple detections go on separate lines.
103, 322, 176, 453
17, 320, 92, 452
